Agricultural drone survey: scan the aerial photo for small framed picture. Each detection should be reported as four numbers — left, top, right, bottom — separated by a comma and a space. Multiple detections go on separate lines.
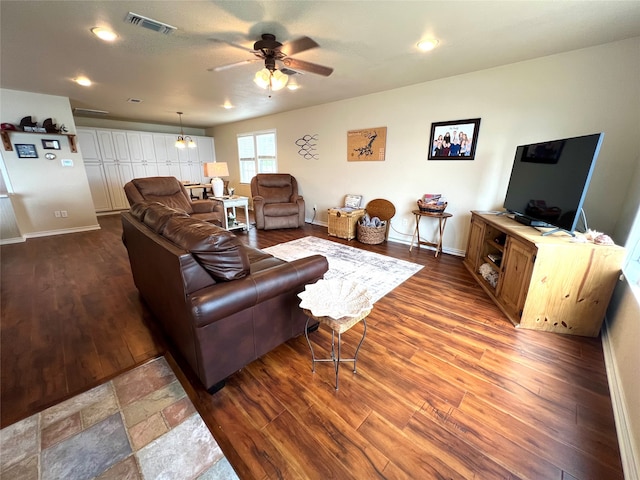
42, 139, 61, 150
15, 144, 38, 158
428, 118, 481, 160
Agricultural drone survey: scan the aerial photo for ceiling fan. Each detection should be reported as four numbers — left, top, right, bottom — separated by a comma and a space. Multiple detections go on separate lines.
211, 33, 333, 77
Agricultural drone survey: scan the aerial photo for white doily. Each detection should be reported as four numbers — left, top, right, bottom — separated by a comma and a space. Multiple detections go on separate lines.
298, 279, 372, 319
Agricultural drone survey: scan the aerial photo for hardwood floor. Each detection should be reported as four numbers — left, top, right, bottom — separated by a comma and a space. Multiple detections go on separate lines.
1, 214, 623, 479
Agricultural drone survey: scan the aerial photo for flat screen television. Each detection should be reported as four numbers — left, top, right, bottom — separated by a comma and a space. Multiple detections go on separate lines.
503, 132, 604, 234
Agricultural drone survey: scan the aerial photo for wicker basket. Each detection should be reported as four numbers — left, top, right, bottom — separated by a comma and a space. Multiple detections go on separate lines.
328, 208, 365, 240
357, 223, 386, 244
417, 199, 448, 213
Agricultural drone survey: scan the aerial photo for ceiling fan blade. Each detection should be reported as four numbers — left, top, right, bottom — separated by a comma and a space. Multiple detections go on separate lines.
209, 58, 259, 72
282, 57, 333, 77
280, 36, 319, 56
208, 37, 254, 54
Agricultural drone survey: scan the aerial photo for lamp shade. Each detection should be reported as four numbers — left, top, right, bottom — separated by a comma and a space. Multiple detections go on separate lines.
203, 162, 229, 178
204, 162, 229, 197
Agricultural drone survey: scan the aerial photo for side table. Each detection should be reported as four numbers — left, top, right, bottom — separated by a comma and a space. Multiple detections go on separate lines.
209, 195, 249, 231
409, 210, 453, 257
298, 279, 372, 390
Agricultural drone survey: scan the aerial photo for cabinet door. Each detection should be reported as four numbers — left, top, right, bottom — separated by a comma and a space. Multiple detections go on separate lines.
84, 163, 112, 211
112, 131, 130, 161
104, 162, 133, 210
180, 162, 203, 184
465, 216, 485, 272
153, 134, 168, 162
96, 130, 116, 161
497, 237, 535, 319
197, 136, 216, 164
126, 132, 144, 162
140, 133, 156, 162
76, 129, 101, 161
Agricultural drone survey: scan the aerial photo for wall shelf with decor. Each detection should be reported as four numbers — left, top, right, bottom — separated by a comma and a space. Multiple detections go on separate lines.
1, 131, 77, 153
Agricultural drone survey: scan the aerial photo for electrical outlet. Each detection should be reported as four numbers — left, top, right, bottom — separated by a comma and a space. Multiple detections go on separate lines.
313, 204, 317, 210
61, 210, 68, 218
402, 218, 408, 227
54, 210, 61, 218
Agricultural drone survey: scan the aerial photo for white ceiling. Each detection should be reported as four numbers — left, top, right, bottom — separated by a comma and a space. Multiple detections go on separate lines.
2, 1, 639, 129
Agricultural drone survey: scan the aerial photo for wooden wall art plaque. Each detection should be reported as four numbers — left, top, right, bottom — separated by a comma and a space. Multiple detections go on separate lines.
347, 127, 387, 161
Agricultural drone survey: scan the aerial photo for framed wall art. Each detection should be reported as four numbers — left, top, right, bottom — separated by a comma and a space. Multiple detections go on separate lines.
347, 127, 387, 161
428, 118, 481, 160
41, 139, 61, 150
15, 144, 38, 158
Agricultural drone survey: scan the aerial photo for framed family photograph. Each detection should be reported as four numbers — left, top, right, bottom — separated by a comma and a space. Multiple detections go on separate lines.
428, 118, 481, 160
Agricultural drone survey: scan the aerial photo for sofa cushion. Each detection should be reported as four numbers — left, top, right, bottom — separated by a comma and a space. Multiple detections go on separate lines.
245, 246, 285, 274
143, 203, 190, 234
163, 217, 250, 282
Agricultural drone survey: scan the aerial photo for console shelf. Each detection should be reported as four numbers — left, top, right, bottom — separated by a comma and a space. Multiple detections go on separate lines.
464, 211, 625, 337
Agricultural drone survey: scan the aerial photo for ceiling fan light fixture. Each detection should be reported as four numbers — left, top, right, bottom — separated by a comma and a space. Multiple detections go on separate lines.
254, 68, 288, 91
253, 68, 271, 89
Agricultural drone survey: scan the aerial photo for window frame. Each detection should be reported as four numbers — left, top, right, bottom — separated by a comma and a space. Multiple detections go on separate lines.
237, 130, 278, 184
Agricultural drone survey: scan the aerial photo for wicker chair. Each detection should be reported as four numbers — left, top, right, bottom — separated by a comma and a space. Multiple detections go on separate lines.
364, 198, 396, 241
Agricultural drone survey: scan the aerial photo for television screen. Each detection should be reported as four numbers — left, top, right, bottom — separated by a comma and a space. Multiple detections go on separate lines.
503, 133, 604, 233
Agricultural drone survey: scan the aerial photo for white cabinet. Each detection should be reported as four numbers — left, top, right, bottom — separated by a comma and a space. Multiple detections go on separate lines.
79, 127, 216, 212
84, 163, 112, 212
127, 132, 156, 162
104, 162, 134, 210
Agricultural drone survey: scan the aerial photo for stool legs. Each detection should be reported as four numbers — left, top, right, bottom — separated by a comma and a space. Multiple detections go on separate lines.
304, 316, 367, 390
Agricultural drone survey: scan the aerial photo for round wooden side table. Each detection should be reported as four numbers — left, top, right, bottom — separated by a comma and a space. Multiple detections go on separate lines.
409, 210, 453, 257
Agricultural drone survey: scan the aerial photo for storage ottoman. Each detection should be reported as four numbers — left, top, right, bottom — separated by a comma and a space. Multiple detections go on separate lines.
327, 208, 365, 240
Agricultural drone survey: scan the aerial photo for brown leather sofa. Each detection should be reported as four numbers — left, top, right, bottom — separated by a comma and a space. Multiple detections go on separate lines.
124, 176, 224, 225
250, 173, 305, 229
121, 201, 328, 392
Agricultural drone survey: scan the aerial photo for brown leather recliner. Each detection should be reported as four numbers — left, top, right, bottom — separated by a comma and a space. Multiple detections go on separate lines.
124, 176, 224, 225
250, 173, 305, 229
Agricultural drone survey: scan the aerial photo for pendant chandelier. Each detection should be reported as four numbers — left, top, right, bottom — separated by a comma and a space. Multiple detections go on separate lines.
175, 112, 196, 149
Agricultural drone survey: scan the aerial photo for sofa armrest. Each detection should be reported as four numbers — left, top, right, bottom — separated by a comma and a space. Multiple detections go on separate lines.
190, 254, 328, 328
191, 200, 222, 214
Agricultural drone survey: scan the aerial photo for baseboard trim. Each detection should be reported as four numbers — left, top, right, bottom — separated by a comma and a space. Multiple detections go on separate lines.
602, 317, 639, 480
22, 224, 101, 239
0, 236, 25, 245
305, 219, 465, 257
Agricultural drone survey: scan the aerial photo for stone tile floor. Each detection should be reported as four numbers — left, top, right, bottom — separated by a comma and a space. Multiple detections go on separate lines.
0, 357, 239, 480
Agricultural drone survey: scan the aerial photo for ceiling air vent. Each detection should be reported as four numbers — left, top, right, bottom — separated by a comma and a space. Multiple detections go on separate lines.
124, 12, 177, 35
127, 98, 143, 104
73, 108, 109, 116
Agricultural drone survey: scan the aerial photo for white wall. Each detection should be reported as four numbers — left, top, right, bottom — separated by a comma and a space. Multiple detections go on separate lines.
210, 37, 640, 256
0, 89, 99, 236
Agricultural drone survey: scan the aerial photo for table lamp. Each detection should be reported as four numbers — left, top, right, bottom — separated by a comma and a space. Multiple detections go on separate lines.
203, 162, 229, 197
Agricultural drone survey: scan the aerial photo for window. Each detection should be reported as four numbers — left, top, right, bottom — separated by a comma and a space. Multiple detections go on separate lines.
624, 208, 640, 293
237, 131, 277, 183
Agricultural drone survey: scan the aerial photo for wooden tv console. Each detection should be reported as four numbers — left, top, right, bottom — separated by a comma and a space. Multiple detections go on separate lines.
463, 211, 625, 337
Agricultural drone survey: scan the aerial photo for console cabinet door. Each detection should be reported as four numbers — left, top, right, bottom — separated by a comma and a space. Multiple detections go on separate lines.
465, 215, 485, 273
496, 237, 535, 320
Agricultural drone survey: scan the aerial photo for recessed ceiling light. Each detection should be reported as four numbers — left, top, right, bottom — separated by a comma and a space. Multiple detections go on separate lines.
223, 102, 233, 109
75, 77, 92, 87
417, 39, 439, 52
91, 27, 118, 42
287, 77, 300, 91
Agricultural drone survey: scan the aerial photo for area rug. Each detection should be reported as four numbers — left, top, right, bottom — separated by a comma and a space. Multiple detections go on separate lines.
263, 236, 423, 303
0, 357, 238, 480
